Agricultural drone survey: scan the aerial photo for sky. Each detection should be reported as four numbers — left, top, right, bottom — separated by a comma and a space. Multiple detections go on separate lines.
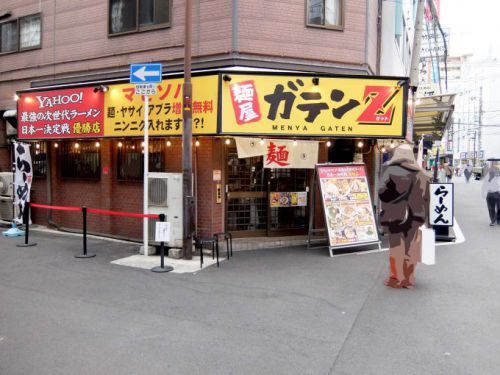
440, 0, 500, 60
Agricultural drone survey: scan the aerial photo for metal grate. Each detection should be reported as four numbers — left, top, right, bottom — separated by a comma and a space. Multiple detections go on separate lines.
227, 197, 267, 231
148, 177, 168, 206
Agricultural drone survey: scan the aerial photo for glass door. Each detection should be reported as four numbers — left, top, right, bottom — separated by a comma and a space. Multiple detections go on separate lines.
268, 168, 309, 235
226, 147, 268, 237
225, 146, 310, 237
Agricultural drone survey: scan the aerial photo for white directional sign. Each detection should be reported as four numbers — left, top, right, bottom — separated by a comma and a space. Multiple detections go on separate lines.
130, 63, 162, 84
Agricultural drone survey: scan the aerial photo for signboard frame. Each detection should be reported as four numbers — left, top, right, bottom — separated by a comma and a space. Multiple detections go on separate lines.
429, 183, 454, 227
219, 72, 409, 138
315, 163, 381, 257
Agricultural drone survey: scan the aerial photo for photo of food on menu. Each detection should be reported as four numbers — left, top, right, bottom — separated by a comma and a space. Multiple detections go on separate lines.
318, 166, 378, 247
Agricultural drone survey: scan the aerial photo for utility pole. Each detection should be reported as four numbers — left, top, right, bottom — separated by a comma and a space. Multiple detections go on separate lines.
409, 0, 426, 88
473, 130, 477, 167
478, 86, 483, 164
182, 0, 194, 259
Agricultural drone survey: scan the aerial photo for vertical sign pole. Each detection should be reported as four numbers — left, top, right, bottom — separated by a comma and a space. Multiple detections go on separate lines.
182, 0, 194, 259
143, 94, 149, 256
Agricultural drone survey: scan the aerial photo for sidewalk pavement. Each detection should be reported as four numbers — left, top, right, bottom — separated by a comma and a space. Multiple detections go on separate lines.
0, 178, 499, 375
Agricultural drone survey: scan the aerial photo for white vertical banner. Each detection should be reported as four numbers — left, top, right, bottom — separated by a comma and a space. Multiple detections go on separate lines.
234, 137, 318, 169
13, 142, 33, 221
429, 183, 454, 227
417, 137, 424, 167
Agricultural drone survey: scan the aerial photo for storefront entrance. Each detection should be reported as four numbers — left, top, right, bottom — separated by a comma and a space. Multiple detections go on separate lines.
226, 147, 309, 237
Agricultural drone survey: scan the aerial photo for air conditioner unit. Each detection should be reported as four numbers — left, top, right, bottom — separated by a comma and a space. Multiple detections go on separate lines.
0, 196, 14, 221
0, 172, 13, 196
147, 172, 183, 248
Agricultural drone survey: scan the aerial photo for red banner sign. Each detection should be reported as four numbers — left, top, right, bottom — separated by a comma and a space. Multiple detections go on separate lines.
317, 165, 366, 179
229, 80, 262, 125
18, 87, 105, 139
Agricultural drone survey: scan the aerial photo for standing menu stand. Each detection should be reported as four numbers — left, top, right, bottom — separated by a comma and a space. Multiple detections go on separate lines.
312, 163, 381, 257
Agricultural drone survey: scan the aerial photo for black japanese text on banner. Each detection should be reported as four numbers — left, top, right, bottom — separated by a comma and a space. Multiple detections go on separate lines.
429, 183, 454, 226
13, 142, 33, 221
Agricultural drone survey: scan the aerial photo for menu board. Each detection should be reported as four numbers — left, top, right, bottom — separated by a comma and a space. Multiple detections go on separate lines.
317, 164, 379, 248
270, 192, 307, 208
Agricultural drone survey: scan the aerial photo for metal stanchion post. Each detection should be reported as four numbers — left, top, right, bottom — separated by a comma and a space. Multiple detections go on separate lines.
75, 206, 96, 258
152, 214, 173, 273
17, 201, 37, 247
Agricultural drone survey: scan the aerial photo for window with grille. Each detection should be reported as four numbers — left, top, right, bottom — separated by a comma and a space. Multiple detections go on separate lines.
307, 0, 344, 30
32, 142, 47, 178
0, 14, 41, 54
117, 138, 165, 181
109, 0, 171, 35
60, 141, 101, 179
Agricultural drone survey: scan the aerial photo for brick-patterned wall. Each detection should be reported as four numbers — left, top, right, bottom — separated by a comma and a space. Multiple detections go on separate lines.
0, 0, 378, 109
36, 137, 224, 241
238, 0, 376, 69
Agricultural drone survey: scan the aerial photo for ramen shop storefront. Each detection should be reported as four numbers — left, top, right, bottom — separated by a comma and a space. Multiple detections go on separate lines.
16, 70, 409, 242
218, 73, 409, 238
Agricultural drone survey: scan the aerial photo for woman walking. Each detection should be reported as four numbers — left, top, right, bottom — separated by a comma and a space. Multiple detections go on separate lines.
481, 166, 500, 226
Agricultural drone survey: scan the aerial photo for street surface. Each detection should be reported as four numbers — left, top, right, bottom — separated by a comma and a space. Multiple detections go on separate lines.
0, 178, 499, 375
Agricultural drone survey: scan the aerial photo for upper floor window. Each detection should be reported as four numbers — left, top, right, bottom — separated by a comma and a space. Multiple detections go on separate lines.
0, 14, 41, 54
109, 0, 171, 35
307, 0, 344, 30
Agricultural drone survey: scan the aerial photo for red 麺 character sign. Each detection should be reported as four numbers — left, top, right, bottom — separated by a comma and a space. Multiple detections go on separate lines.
266, 142, 290, 167
229, 80, 261, 125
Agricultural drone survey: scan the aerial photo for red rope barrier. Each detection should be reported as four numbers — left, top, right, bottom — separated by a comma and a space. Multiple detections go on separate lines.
87, 208, 159, 219
31, 203, 160, 219
31, 203, 82, 212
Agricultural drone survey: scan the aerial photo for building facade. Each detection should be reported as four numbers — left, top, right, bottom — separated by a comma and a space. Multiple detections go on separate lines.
1, 1, 410, 244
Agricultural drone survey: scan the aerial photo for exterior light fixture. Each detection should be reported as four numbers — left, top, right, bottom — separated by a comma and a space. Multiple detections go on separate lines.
259, 138, 265, 145
74, 142, 80, 149
357, 141, 364, 148
95, 141, 100, 148
93, 85, 108, 93
0, 11, 12, 21
293, 139, 298, 146
223, 74, 232, 82
312, 77, 319, 86
35, 143, 40, 149
225, 138, 231, 145
54, 142, 59, 148
326, 140, 332, 147
141, 141, 145, 147
14, 94, 19, 101
195, 139, 200, 147
166, 140, 172, 147
118, 141, 123, 148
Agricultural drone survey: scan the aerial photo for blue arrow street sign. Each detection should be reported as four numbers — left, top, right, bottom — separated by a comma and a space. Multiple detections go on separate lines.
130, 63, 162, 84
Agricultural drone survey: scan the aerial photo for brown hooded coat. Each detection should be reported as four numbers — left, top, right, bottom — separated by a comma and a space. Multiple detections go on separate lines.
378, 145, 431, 288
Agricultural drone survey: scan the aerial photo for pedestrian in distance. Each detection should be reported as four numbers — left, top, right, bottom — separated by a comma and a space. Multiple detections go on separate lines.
443, 161, 453, 183
378, 144, 431, 289
481, 166, 500, 226
464, 164, 473, 183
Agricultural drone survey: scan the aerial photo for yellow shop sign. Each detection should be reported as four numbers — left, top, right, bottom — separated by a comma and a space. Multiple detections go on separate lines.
220, 74, 407, 137
104, 75, 218, 136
